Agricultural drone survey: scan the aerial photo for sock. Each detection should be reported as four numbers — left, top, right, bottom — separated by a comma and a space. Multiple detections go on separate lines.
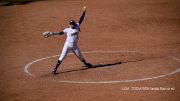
82, 59, 92, 68
54, 60, 62, 70
82, 59, 87, 65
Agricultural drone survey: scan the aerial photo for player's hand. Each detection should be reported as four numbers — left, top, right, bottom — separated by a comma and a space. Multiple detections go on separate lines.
83, 6, 86, 11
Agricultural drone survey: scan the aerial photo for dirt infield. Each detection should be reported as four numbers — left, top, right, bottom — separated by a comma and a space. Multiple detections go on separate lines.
0, 0, 180, 101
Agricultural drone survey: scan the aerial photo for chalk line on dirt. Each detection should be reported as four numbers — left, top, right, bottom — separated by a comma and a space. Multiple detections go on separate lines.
24, 51, 180, 84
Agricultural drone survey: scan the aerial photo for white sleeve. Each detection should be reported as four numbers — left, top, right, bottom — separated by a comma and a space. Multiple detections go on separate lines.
63, 28, 68, 33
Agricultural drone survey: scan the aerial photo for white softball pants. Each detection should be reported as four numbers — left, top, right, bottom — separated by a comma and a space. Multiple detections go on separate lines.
58, 42, 84, 61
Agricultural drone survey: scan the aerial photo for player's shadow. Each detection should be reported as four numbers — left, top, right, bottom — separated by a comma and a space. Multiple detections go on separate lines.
57, 58, 146, 74
89, 61, 122, 68
58, 61, 122, 74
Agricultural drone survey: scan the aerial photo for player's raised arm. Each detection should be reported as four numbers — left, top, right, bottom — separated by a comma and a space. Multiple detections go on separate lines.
78, 6, 86, 25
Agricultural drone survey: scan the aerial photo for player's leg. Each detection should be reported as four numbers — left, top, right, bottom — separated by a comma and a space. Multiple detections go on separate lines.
52, 45, 69, 74
72, 46, 93, 68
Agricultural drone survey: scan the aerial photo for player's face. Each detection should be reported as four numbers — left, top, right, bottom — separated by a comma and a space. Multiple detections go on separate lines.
69, 20, 76, 29
69, 24, 75, 29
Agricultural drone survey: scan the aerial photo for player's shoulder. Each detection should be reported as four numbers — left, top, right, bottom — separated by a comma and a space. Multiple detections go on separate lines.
63, 28, 70, 33
76, 23, 80, 25
75, 23, 80, 29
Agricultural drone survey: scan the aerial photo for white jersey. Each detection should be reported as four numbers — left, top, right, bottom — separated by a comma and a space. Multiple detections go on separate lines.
63, 23, 80, 44
59, 23, 84, 61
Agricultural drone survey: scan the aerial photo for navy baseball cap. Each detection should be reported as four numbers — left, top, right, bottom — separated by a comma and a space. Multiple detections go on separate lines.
69, 20, 76, 25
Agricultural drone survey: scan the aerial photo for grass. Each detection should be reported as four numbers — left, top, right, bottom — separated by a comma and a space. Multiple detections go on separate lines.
0, 0, 33, 3
0, 0, 40, 6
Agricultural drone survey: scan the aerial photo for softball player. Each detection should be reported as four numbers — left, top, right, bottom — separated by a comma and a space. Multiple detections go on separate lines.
43, 6, 92, 75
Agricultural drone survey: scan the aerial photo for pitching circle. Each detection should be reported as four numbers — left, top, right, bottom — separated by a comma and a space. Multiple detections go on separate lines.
24, 51, 180, 84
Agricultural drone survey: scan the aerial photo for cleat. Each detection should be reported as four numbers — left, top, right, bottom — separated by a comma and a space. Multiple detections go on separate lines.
85, 63, 93, 68
52, 69, 57, 75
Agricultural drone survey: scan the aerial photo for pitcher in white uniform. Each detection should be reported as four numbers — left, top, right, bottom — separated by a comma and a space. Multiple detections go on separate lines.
50, 6, 92, 75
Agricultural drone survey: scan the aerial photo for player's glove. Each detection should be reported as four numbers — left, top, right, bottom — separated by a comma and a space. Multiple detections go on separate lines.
42, 31, 52, 38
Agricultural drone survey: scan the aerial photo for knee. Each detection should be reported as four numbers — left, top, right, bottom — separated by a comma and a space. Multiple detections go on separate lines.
59, 54, 67, 61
